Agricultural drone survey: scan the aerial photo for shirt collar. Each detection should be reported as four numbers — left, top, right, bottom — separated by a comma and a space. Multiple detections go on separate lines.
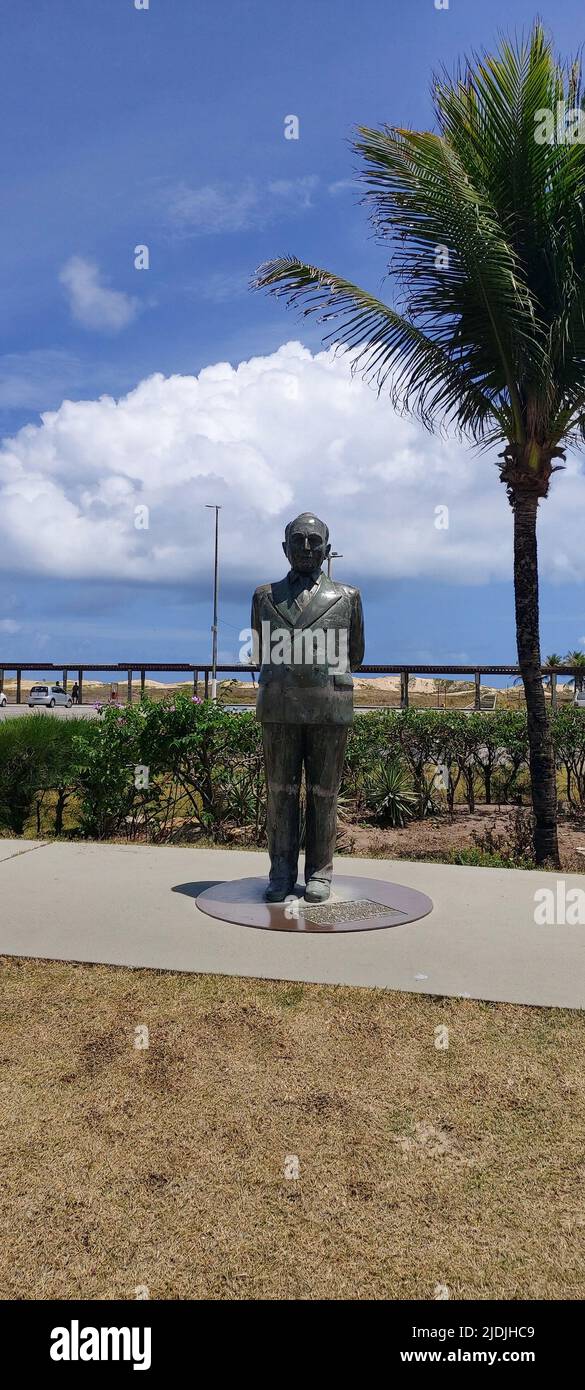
288, 567, 321, 586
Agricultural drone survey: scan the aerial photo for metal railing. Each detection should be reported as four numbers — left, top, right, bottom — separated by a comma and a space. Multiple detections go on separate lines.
0, 661, 582, 711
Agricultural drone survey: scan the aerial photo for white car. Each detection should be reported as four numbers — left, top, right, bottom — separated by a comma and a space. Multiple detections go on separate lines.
0, 691, 6, 707
28, 683, 73, 709
574, 689, 585, 709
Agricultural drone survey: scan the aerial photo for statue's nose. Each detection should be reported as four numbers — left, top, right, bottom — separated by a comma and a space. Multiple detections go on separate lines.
303, 535, 311, 550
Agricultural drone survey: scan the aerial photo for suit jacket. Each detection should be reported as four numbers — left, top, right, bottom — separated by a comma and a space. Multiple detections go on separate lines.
251, 570, 365, 725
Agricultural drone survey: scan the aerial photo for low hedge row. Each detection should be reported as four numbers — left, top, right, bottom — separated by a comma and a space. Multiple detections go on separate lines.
1, 697, 584, 840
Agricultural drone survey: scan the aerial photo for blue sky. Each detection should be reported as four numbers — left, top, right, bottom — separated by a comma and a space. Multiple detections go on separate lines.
1, 0, 584, 679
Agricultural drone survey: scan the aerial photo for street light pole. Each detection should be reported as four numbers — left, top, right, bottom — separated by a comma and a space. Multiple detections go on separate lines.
327, 550, 343, 578
205, 504, 221, 700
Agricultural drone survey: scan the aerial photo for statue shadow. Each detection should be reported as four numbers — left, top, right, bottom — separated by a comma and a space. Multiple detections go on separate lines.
172, 880, 306, 902
172, 881, 222, 899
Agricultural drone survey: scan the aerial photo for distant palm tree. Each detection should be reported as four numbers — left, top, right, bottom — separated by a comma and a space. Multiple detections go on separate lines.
543, 651, 565, 707
254, 24, 585, 866
544, 652, 563, 685
565, 650, 585, 693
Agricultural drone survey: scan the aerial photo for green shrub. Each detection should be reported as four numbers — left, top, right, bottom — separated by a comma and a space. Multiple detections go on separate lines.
72, 695, 265, 842
552, 707, 585, 810
0, 716, 78, 835
1, 701, 583, 844
448, 847, 525, 868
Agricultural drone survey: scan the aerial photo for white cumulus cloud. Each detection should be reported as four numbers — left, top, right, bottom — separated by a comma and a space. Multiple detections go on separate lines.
0, 341, 583, 587
60, 256, 139, 333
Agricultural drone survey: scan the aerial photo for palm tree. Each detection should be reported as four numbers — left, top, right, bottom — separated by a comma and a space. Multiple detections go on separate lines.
253, 23, 585, 866
544, 651, 564, 709
565, 650, 585, 693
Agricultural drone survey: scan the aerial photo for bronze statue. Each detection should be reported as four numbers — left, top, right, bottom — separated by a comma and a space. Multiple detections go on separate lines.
251, 512, 364, 903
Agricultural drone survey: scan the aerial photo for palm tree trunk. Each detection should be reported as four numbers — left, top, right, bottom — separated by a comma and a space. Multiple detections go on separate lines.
512, 492, 559, 865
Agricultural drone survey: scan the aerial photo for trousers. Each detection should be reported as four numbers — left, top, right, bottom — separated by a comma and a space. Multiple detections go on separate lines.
261, 722, 348, 889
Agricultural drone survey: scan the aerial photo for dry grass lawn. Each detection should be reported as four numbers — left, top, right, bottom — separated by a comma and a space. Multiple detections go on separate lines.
1, 955, 585, 1301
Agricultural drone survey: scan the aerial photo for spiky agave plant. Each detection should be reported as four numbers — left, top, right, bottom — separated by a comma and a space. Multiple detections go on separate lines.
364, 757, 417, 827
253, 23, 585, 866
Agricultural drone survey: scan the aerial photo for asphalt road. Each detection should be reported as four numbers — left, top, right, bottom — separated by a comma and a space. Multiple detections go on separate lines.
0, 703, 99, 720
0, 702, 386, 719
0, 702, 519, 720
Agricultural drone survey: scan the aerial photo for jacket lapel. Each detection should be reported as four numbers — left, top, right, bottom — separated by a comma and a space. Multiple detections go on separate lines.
268, 577, 299, 628
267, 573, 343, 630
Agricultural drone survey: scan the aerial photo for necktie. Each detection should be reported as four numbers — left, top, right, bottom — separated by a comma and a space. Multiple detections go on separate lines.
295, 584, 313, 612
292, 573, 318, 612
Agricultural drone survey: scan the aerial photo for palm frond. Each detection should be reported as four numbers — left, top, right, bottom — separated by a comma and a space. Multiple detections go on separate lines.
253, 24, 585, 452
253, 256, 506, 438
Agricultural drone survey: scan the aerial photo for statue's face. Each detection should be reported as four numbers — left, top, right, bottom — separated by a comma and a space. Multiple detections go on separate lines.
283, 517, 331, 574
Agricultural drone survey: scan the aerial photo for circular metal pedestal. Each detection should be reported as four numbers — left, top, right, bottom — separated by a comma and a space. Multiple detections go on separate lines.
196, 875, 433, 933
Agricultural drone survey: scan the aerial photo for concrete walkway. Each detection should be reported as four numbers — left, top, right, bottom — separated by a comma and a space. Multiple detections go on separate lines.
0, 839, 583, 1008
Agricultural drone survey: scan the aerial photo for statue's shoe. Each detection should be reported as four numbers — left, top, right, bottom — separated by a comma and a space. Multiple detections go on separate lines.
304, 878, 331, 903
264, 883, 295, 903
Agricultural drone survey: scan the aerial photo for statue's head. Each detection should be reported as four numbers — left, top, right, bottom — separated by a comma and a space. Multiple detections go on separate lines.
283, 512, 331, 574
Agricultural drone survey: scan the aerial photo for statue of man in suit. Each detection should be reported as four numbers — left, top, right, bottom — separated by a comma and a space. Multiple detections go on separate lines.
251, 512, 365, 903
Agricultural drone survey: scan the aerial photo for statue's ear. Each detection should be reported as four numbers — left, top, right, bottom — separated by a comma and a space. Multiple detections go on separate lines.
324, 542, 331, 559
282, 540, 288, 558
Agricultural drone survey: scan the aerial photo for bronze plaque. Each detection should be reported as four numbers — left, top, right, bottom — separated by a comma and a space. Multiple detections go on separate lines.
297, 898, 397, 926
